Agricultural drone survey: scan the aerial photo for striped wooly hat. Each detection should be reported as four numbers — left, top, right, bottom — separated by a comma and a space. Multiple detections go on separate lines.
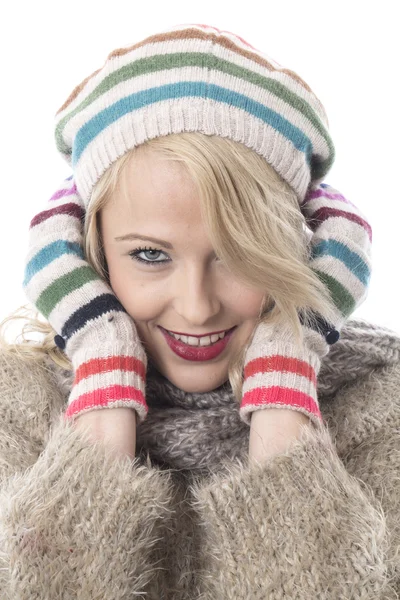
55, 22, 334, 206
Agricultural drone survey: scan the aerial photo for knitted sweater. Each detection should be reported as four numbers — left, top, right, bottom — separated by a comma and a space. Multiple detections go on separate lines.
0, 318, 399, 599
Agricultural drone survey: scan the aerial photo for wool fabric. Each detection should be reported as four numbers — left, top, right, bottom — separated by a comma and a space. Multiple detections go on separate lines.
22, 23, 372, 426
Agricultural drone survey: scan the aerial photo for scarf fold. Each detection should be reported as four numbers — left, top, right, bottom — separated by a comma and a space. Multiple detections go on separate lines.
49, 319, 400, 477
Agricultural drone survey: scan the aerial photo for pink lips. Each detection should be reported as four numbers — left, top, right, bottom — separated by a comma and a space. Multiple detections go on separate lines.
159, 326, 237, 361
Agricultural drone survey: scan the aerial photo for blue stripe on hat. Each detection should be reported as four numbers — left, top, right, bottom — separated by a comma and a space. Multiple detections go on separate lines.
72, 81, 313, 167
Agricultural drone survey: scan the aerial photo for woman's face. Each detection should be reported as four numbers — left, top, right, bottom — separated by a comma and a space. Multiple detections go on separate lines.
99, 148, 266, 393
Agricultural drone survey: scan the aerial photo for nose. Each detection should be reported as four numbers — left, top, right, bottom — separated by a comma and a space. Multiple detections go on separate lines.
173, 266, 222, 325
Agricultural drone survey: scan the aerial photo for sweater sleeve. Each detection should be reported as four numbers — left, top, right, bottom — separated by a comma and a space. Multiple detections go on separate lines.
0, 351, 61, 485
0, 414, 174, 599
189, 424, 397, 599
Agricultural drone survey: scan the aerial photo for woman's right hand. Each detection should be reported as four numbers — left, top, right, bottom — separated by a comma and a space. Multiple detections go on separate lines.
72, 407, 137, 461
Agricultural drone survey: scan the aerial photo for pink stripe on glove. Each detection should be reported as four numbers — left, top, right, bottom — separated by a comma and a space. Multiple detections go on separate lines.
240, 320, 330, 429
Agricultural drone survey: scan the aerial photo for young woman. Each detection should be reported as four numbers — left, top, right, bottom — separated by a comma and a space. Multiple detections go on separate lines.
0, 23, 398, 598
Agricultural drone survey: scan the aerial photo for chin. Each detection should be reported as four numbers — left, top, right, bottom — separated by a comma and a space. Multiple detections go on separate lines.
162, 368, 230, 393
146, 349, 231, 392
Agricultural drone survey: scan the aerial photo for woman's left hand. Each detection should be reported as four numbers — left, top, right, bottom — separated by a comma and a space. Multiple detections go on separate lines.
248, 408, 314, 466
240, 319, 330, 430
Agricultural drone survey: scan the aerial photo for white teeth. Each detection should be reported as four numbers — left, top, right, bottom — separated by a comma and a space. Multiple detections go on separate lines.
168, 330, 227, 346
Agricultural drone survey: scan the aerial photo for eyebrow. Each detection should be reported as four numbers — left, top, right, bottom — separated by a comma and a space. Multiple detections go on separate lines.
114, 233, 174, 249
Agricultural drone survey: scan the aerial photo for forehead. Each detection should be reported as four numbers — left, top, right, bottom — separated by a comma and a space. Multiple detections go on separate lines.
110, 149, 202, 221
100, 149, 213, 248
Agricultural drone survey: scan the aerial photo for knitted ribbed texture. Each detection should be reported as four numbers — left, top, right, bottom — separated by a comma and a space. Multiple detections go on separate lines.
22, 23, 372, 425
241, 323, 327, 428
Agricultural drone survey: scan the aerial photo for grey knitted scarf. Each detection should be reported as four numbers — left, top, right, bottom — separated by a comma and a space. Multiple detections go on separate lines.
52, 319, 400, 477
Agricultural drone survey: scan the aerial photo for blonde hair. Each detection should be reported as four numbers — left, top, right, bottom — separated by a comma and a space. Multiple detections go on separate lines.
0, 132, 338, 401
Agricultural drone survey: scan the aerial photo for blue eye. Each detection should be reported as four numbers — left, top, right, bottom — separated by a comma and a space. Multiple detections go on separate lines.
128, 245, 170, 267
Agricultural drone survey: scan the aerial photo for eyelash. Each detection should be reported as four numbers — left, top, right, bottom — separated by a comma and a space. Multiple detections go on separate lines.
128, 245, 223, 267
128, 245, 170, 267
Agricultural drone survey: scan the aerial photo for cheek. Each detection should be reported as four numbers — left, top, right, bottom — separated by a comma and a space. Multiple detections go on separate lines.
227, 283, 266, 319
108, 267, 159, 320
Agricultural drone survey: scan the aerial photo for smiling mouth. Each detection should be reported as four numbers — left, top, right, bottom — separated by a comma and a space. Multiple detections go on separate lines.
159, 324, 237, 359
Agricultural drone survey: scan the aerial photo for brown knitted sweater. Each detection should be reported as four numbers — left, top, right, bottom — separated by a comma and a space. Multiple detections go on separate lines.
0, 318, 399, 599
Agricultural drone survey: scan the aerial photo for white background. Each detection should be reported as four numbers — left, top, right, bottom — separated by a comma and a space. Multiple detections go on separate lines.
1, 0, 399, 343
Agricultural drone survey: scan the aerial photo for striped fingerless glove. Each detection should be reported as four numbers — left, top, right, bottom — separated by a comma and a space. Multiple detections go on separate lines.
240, 182, 372, 428
22, 176, 149, 424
